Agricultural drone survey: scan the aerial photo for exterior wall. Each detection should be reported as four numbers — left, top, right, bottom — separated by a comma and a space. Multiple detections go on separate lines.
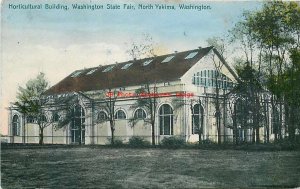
8, 88, 276, 145
8, 51, 278, 145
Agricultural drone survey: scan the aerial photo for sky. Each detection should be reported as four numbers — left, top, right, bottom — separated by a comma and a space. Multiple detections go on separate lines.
0, 0, 263, 135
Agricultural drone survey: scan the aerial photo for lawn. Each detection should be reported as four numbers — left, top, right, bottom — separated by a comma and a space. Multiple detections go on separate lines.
1, 147, 300, 188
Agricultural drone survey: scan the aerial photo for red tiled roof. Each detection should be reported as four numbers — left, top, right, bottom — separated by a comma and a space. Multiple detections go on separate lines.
45, 46, 213, 95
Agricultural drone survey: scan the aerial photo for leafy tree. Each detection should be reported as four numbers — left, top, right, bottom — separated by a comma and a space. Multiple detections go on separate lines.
282, 49, 300, 142
15, 73, 78, 145
14, 73, 51, 144
230, 1, 300, 142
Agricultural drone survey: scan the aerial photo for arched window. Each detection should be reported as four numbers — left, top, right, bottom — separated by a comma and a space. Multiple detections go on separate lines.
71, 105, 85, 144
159, 104, 173, 135
134, 109, 146, 119
192, 104, 204, 134
26, 115, 35, 123
115, 110, 126, 119
12, 115, 20, 136
98, 111, 108, 120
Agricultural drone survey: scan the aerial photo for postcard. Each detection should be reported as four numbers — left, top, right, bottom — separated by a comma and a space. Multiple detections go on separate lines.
1, 0, 300, 188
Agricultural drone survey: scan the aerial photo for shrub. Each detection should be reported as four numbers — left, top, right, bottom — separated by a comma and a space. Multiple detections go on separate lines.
107, 137, 124, 147
201, 139, 217, 145
160, 136, 185, 148
128, 136, 151, 147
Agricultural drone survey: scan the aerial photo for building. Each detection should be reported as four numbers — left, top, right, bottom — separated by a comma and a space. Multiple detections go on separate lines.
8, 46, 273, 144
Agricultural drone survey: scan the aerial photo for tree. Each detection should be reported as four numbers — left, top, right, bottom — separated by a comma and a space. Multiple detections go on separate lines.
127, 33, 158, 146
96, 89, 118, 145
234, 63, 264, 143
130, 84, 158, 146
230, 1, 300, 142
15, 73, 52, 145
281, 49, 300, 142
207, 37, 229, 144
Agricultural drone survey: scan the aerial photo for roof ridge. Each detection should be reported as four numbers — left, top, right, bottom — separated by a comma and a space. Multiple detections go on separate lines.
73, 46, 213, 72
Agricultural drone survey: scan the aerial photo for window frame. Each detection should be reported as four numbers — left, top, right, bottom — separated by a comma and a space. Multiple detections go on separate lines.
161, 56, 175, 63
114, 109, 127, 120
185, 52, 198, 59
12, 115, 20, 136
159, 104, 174, 136
98, 111, 108, 121
134, 108, 147, 120
121, 63, 133, 70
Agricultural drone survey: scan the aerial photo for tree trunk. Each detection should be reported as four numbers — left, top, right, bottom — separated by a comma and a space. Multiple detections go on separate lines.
256, 127, 260, 144
217, 116, 221, 145
252, 129, 255, 143
110, 120, 115, 145
265, 100, 270, 143
39, 127, 44, 145
151, 122, 155, 146
288, 106, 296, 142
198, 133, 202, 144
234, 106, 238, 145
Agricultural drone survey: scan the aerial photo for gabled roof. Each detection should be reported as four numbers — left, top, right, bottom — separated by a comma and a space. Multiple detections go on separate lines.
45, 46, 213, 95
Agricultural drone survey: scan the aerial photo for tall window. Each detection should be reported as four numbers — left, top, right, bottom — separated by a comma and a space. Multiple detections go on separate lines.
192, 104, 204, 134
115, 110, 126, 119
71, 105, 85, 144
12, 115, 20, 136
134, 109, 147, 119
192, 70, 234, 89
159, 104, 174, 135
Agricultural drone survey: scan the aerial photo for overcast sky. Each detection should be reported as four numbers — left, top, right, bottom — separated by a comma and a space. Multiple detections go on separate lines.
0, 0, 262, 135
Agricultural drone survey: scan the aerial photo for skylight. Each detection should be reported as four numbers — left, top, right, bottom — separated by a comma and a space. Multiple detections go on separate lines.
121, 63, 133, 70
185, 52, 198, 59
86, 69, 97, 75
162, 56, 175, 63
143, 59, 153, 66
71, 71, 82, 77
102, 66, 115, 72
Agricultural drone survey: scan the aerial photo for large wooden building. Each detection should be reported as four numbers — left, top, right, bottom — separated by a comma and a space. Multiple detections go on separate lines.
8, 46, 273, 144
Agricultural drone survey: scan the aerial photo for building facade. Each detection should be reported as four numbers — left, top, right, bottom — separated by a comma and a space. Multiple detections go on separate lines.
8, 46, 275, 144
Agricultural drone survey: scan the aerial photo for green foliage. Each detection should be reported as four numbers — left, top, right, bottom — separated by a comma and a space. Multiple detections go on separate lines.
15, 72, 49, 115
201, 139, 217, 145
160, 136, 185, 148
128, 136, 151, 147
107, 138, 124, 147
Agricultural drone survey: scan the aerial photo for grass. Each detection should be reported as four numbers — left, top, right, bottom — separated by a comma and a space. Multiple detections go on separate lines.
1, 147, 300, 188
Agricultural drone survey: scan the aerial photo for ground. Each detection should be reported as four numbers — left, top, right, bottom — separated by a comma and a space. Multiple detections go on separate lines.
1, 147, 300, 188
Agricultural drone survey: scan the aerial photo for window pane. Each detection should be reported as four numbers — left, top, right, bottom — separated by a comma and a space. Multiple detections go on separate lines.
171, 115, 173, 135
193, 104, 200, 114
164, 116, 170, 135
185, 52, 198, 59
159, 116, 163, 135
